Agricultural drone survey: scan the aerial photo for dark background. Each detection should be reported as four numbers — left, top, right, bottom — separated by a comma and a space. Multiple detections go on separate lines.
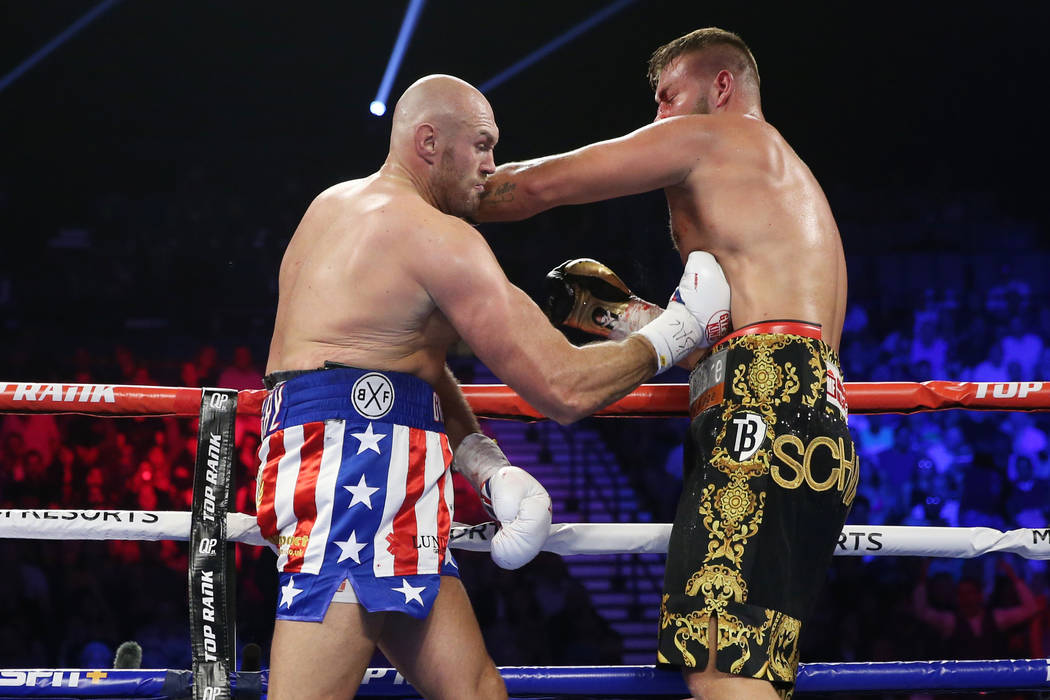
2, 2, 1050, 693
2, 1, 1048, 357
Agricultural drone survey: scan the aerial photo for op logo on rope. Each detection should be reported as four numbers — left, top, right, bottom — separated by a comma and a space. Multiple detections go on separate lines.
352, 373, 395, 419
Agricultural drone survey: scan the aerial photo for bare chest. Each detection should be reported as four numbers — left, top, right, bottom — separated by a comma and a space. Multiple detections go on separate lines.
666, 187, 714, 254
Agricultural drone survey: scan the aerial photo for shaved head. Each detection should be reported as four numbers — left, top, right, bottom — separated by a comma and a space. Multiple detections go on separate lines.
386, 74, 499, 219
391, 74, 493, 148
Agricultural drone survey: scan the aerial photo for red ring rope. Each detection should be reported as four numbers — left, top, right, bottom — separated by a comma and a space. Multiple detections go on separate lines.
0, 380, 1046, 419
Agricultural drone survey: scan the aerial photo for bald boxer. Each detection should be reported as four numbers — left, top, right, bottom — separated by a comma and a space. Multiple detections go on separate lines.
259, 74, 729, 700
478, 28, 855, 700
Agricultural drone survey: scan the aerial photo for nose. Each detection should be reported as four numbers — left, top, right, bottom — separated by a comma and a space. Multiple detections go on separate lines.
481, 150, 496, 175
654, 104, 670, 122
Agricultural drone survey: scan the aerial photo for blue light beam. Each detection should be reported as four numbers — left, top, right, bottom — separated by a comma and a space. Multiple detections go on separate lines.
479, 0, 638, 94
370, 0, 427, 117
0, 0, 123, 96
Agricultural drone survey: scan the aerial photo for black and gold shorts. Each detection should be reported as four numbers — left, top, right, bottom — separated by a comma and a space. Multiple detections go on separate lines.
658, 321, 858, 697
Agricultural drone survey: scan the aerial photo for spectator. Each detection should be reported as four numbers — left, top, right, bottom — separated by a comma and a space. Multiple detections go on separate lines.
970, 340, 1008, 382
195, 345, 220, 387
913, 559, 1043, 660
911, 315, 949, 378
873, 426, 926, 518
1005, 455, 1049, 529
217, 345, 262, 390
959, 452, 1007, 528
0, 413, 61, 467
852, 414, 895, 459
1001, 313, 1044, 378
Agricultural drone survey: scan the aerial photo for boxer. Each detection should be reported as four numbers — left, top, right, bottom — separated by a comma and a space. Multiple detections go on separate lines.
260, 74, 730, 700
477, 27, 854, 700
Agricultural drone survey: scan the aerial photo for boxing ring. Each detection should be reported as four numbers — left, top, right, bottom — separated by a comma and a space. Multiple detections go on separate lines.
1, 379, 1048, 697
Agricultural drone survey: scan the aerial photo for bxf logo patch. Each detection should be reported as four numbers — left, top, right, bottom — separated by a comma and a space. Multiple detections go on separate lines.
352, 373, 395, 419
728, 412, 766, 462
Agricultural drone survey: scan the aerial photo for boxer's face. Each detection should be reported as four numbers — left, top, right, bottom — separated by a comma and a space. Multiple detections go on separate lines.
434, 105, 498, 219
654, 52, 710, 121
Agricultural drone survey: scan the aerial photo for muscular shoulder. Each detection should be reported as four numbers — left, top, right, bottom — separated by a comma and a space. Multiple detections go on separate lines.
666, 114, 781, 150
405, 208, 491, 269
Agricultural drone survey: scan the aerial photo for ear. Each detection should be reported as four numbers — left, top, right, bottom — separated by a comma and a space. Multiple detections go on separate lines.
415, 123, 437, 164
713, 69, 734, 108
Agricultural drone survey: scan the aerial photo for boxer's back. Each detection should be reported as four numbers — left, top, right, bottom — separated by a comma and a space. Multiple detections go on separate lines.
667, 115, 847, 351
266, 174, 456, 384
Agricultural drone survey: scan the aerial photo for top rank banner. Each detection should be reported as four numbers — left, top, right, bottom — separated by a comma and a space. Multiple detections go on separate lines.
188, 389, 237, 700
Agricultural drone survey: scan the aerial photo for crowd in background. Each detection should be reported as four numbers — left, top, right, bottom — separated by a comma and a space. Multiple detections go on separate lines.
1, 193, 1049, 698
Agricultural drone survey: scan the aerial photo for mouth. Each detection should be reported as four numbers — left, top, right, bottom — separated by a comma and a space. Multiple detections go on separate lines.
473, 184, 485, 193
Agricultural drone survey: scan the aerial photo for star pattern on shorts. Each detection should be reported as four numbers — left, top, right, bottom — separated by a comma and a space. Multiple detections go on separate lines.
344, 474, 380, 510
392, 578, 425, 606
351, 422, 386, 454
280, 576, 304, 608
334, 531, 367, 564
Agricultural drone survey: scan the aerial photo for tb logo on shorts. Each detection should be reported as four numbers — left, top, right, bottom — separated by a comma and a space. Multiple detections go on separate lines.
352, 373, 395, 419
727, 411, 766, 462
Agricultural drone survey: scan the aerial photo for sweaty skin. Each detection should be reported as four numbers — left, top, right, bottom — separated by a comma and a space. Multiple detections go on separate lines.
266, 74, 691, 700
475, 47, 846, 700
267, 77, 660, 427
476, 51, 847, 352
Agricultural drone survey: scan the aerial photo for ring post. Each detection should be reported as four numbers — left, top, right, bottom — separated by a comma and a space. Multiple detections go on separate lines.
188, 389, 238, 700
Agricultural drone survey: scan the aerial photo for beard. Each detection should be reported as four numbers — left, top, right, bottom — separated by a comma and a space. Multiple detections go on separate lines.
693, 95, 712, 115
434, 149, 480, 220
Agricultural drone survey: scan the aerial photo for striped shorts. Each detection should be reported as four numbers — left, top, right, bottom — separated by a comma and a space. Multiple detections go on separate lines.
256, 366, 458, 621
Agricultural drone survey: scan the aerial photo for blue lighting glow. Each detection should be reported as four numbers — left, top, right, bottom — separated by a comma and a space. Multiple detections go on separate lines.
370, 0, 427, 117
0, 0, 122, 95
479, 0, 637, 94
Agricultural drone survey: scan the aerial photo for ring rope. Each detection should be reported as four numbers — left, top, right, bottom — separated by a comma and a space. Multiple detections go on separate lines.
0, 660, 1048, 697
2, 379, 1048, 697
0, 379, 1047, 418
2, 513, 1047, 559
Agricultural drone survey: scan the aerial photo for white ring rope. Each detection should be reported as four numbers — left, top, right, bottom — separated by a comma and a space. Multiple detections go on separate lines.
2, 510, 1048, 559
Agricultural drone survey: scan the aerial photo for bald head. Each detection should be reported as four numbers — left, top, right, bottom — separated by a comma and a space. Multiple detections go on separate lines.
390, 74, 493, 148
385, 74, 499, 219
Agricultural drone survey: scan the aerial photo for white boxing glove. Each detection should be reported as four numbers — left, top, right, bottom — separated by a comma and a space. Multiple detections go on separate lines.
634, 250, 731, 372
453, 433, 552, 569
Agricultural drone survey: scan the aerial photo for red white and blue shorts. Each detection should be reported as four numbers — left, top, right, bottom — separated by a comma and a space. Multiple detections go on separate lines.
256, 366, 457, 621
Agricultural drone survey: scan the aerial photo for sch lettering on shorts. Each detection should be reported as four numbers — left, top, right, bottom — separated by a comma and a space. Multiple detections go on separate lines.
771, 434, 859, 506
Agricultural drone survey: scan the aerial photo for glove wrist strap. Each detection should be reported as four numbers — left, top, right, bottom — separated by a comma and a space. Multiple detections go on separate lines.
635, 303, 702, 374
452, 433, 510, 491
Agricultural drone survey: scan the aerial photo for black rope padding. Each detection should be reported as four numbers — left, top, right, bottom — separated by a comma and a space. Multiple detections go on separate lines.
188, 389, 238, 700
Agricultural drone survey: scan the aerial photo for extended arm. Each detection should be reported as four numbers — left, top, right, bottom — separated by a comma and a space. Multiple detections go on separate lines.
431, 364, 481, 450
476, 116, 711, 222
433, 364, 553, 570
994, 560, 1044, 629
416, 217, 703, 424
912, 561, 955, 638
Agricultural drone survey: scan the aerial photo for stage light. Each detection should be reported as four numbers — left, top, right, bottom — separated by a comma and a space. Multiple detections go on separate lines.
370, 0, 426, 117
480, 0, 637, 94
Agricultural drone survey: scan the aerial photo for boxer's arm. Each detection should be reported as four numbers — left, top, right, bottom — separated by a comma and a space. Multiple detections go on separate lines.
431, 364, 481, 450
993, 561, 1043, 629
476, 116, 711, 222
911, 580, 955, 638
416, 219, 661, 424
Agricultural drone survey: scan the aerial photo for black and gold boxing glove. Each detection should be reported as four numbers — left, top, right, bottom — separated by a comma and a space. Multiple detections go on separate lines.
544, 258, 663, 339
